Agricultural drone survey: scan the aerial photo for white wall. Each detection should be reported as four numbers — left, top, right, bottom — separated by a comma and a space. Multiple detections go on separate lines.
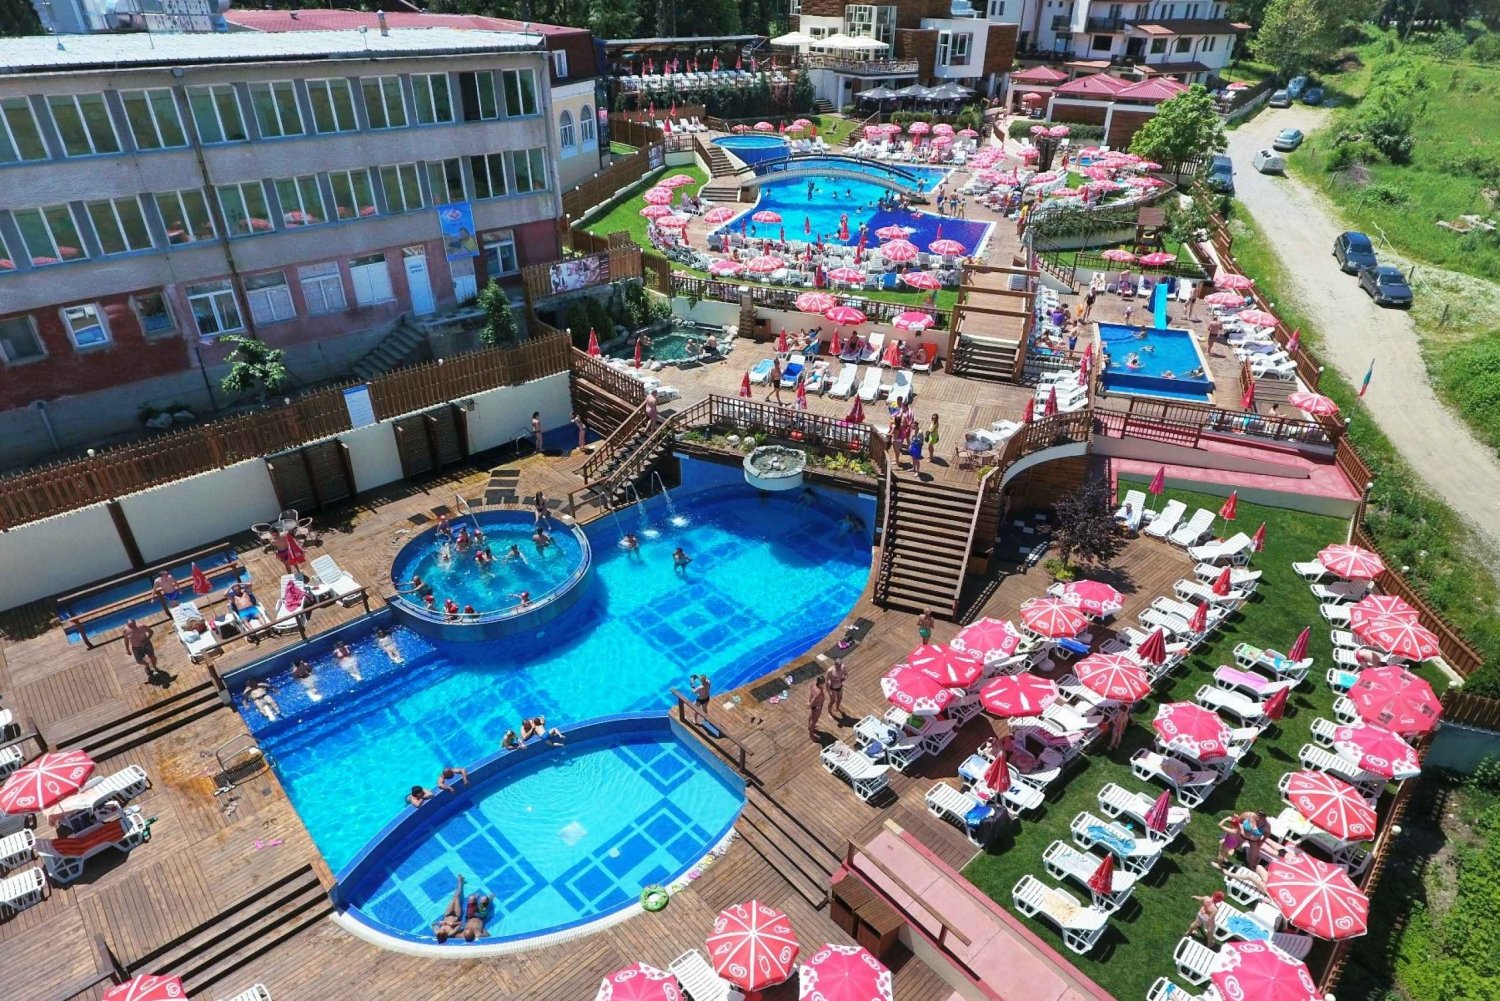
119, 460, 281, 564
0, 505, 133, 612
341, 422, 404, 494
466, 372, 574, 452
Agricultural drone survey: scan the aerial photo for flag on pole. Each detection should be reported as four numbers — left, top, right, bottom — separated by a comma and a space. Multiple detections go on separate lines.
1359, 360, 1374, 397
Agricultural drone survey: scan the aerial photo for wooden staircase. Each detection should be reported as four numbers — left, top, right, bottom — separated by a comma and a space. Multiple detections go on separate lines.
949, 333, 1020, 382
736, 785, 841, 909
874, 471, 984, 617
122, 864, 331, 996
60, 682, 224, 761
739, 293, 757, 336
579, 403, 652, 486
701, 181, 745, 203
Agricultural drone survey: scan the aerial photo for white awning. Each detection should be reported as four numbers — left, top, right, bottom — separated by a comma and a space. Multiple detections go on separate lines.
770, 31, 816, 46
820, 34, 890, 51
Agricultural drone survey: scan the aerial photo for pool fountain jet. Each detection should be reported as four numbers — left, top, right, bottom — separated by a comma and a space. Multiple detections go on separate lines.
743, 446, 807, 492
622, 482, 659, 538
651, 471, 689, 528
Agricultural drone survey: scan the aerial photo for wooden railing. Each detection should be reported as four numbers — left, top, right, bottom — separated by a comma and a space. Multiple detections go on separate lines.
695, 395, 876, 459
671, 686, 754, 774
580, 401, 650, 482
569, 347, 649, 406
0, 333, 570, 531
1099, 393, 1337, 447
521, 245, 643, 303
561, 140, 665, 222
1335, 438, 1373, 492
1439, 690, 1500, 729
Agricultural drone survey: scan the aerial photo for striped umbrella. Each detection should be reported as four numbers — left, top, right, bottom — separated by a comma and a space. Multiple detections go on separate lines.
1283, 770, 1377, 842
643, 186, 674, 205
951, 618, 1023, 661
1210, 942, 1318, 1001
879, 240, 919, 262
797, 944, 891, 1001
900, 271, 943, 290
1060, 579, 1124, 616
1355, 616, 1441, 662
1204, 291, 1245, 307
875, 224, 913, 241
745, 255, 785, 273
828, 267, 867, 285
892, 311, 935, 332
1152, 702, 1230, 760
1349, 666, 1441, 735
979, 673, 1060, 717
709, 259, 745, 277
929, 239, 967, 256
881, 664, 959, 715
795, 291, 837, 313
1074, 653, 1151, 702
1265, 852, 1369, 940
1237, 309, 1279, 328
707, 900, 799, 991
751, 210, 782, 224
1332, 723, 1421, 780
1318, 544, 1385, 580
906, 644, 983, 688
1348, 595, 1418, 631
640, 204, 674, 219
0, 749, 96, 814
1019, 596, 1089, 637
824, 305, 867, 327
1214, 273, 1255, 290
703, 206, 737, 225
1288, 392, 1339, 416
596, 965, 682, 1001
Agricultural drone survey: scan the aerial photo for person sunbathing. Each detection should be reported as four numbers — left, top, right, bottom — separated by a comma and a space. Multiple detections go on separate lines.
463, 891, 491, 941
226, 584, 265, 624
433, 875, 465, 942
522, 716, 565, 746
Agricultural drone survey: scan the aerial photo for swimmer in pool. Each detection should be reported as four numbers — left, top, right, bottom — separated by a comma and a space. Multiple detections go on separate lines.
1163, 370, 1177, 380
291, 658, 321, 702
1140, 344, 1156, 354
246, 681, 280, 722
1188, 366, 1205, 378
443, 597, 461, 622
621, 532, 641, 557
333, 640, 362, 682
398, 574, 427, 595
375, 627, 404, 665
437, 541, 453, 565
474, 544, 494, 568
504, 544, 526, 564
510, 591, 532, 608
1125, 353, 1143, 369
532, 528, 553, 555
1135, 328, 1149, 340
501, 730, 521, 750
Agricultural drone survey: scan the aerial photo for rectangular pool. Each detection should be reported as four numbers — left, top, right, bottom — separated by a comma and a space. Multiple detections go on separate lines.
1097, 323, 1214, 403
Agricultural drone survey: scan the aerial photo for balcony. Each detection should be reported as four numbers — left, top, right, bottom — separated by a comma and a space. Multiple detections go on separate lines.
800, 54, 920, 74
1085, 16, 1130, 32
1050, 15, 1071, 30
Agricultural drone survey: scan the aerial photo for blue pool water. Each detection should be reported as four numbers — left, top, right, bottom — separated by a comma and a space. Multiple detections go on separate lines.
60, 548, 246, 644
390, 511, 585, 616
239, 484, 870, 899
713, 134, 790, 167
1097, 322, 1214, 402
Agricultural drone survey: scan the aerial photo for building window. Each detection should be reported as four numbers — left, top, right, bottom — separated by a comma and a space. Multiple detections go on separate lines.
47, 93, 121, 157
843, 4, 896, 44
120, 89, 186, 150
0, 233, 13, 271
348, 253, 394, 305
428, 158, 465, 203
412, 73, 455, 125
244, 271, 296, 325
0, 97, 47, 164
299, 262, 346, 314
308, 78, 358, 134
61, 303, 111, 350
249, 81, 303, 139
13, 204, 86, 265
1093, 33, 1112, 51
559, 111, 576, 152
329, 168, 377, 219
1186, 2, 1198, 15
471, 153, 508, 199
458, 71, 501, 122
552, 50, 570, 78
482, 229, 518, 276
134, 292, 176, 338
276, 175, 326, 227
1175, 36, 1192, 52
788, 0, 800, 14
380, 163, 424, 214
363, 76, 407, 130
86, 196, 154, 255
0, 316, 46, 364
1202, 35, 1216, 50
501, 69, 538, 117
217, 181, 273, 237
187, 280, 243, 340
938, 31, 973, 65
580, 105, 595, 144
155, 189, 216, 245
988, 0, 1005, 15
1150, 37, 1167, 53
510, 148, 548, 193
186, 85, 247, 144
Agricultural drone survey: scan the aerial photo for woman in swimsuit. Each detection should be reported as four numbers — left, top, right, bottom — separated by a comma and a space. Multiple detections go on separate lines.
824, 659, 848, 722
333, 641, 362, 682
246, 682, 280, 722
291, 658, 321, 702
375, 627, 404, 665
1187, 891, 1224, 941
917, 609, 935, 644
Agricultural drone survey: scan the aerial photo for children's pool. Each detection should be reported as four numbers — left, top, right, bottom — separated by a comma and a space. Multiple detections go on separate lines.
1097, 322, 1214, 402
713, 134, 791, 167
390, 511, 585, 617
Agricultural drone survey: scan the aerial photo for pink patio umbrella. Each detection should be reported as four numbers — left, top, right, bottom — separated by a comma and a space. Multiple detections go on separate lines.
1143, 790, 1174, 835
104, 976, 186, 1001
882, 339, 903, 367
746, 255, 786, 273
1317, 543, 1385, 580
640, 204, 674, 219
930, 135, 954, 147
900, 271, 942, 290
795, 291, 837, 313
908, 121, 931, 135
846, 397, 865, 423
1349, 666, 1441, 734
1133, 160, 1164, 170
907, 643, 984, 688
882, 663, 960, 715
1043, 385, 1058, 417
1060, 579, 1125, 616
1348, 594, 1418, 632
732, 123, 751, 133
1147, 465, 1166, 505
1028, 171, 1062, 185
792, 118, 813, 129
1100, 249, 1137, 263
880, 240, 919, 262
1284, 770, 1377, 842
828, 267, 867, 285
980, 673, 1061, 717
863, 125, 885, 139
1019, 148, 1040, 161
1082, 166, 1115, 180
929, 239, 967, 256
703, 206, 737, 225
1074, 653, 1151, 702
654, 215, 691, 229
586, 328, 602, 357
825, 305, 867, 326
1237, 309, 1280, 328
1210, 942, 1319, 1001
1019, 596, 1089, 638
958, 128, 979, 138
754, 121, 776, 131
1047, 125, 1071, 137
1214, 273, 1256, 290
596, 964, 682, 1001
1204, 290, 1246, 307
663, 173, 697, 188
1288, 626, 1311, 662
876, 224, 913, 240
0, 749, 96, 814
1137, 626, 1169, 665
881, 122, 903, 134
981, 751, 1012, 796
751, 210, 783, 224
643, 186, 674, 205
709, 259, 745, 277
931, 123, 955, 135
1265, 852, 1370, 940
1333, 723, 1421, 780
1288, 392, 1339, 416
952, 618, 1023, 661
893, 311, 935, 332
708, 900, 800, 992
1356, 616, 1442, 662
1252, 522, 1267, 552
1153, 702, 1231, 760
1139, 252, 1177, 267
798, 944, 892, 1001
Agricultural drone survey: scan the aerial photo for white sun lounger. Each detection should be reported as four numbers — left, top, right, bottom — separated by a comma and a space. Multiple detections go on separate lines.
1116, 490, 1147, 532
215, 986, 273, 1001
1144, 500, 1187, 540
52, 765, 152, 829
1312, 581, 1370, 604
1233, 643, 1311, 682
1291, 559, 1329, 581
670, 949, 745, 1001
1187, 532, 1254, 565
1320, 602, 1352, 625
1096, 782, 1192, 843
1333, 695, 1359, 725
820, 741, 892, 802
0, 865, 46, 918
38, 810, 149, 884
1148, 976, 1212, 1001
1327, 669, 1359, 693
1012, 875, 1110, 955
1194, 564, 1262, 589
1195, 685, 1269, 728
1214, 667, 1296, 701
926, 782, 1009, 845
886, 718, 959, 771
273, 573, 310, 634
857, 366, 883, 402
1169, 509, 1217, 548
859, 332, 885, 364
1131, 750, 1222, 808
309, 554, 362, 605
1174, 936, 1220, 985
1043, 840, 1138, 911
0, 830, 36, 874
827, 364, 860, 398
171, 602, 221, 663
1070, 811, 1163, 875
1297, 744, 1385, 797
888, 369, 914, 405
0, 745, 21, 779
1223, 863, 1273, 906
1175, 579, 1251, 607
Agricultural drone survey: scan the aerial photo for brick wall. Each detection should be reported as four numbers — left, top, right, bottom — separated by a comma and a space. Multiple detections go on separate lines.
897, 28, 939, 79
1108, 108, 1157, 148
984, 23, 1019, 77
799, 0, 847, 18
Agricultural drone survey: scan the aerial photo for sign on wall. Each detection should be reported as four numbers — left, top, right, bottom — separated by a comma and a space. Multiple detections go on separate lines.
648, 145, 664, 170
436, 203, 479, 261
548, 253, 610, 294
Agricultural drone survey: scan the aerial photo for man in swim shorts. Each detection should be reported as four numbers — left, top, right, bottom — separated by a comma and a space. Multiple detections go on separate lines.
124, 619, 158, 683
153, 571, 182, 606
437, 766, 469, 792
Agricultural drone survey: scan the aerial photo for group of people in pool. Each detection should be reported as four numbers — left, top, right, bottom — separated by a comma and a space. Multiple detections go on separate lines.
617, 532, 694, 575
432, 874, 491, 943
397, 498, 565, 620
1101, 330, 1205, 381
242, 627, 405, 721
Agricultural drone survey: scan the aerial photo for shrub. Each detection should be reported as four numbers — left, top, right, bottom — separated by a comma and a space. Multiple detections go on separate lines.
476, 282, 520, 346
1363, 181, 1409, 205
1472, 31, 1500, 62
1007, 120, 1107, 142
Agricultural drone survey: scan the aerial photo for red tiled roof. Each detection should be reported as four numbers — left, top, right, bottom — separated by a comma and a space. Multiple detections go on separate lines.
1114, 76, 1190, 101
1055, 73, 1130, 97
1011, 64, 1070, 83
224, 9, 586, 37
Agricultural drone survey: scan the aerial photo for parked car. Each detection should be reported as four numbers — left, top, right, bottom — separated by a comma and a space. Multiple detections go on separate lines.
1206, 154, 1235, 194
1269, 89, 1292, 108
1359, 265, 1413, 307
1252, 149, 1287, 174
1273, 128, 1304, 151
1332, 231, 1378, 274
1302, 86, 1325, 105
1287, 75, 1309, 99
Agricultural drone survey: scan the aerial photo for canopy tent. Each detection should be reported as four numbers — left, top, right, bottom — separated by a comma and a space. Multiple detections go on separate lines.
858, 85, 899, 101
768, 31, 816, 46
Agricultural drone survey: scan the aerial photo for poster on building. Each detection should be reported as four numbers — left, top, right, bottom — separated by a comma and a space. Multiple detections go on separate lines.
548, 253, 609, 295
436, 203, 479, 261
648, 145, 664, 170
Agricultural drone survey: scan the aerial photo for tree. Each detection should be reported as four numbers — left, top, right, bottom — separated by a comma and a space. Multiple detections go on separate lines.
1051, 479, 1123, 568
220, 335, 289, 403
1129, 85, 1227, 168
0, 1, 42, 36
477, 282, 522, 346
1251, 0, 1381, 76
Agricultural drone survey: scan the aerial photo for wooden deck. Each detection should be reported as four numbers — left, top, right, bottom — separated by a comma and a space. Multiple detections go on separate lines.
0, 409, 1192, 1001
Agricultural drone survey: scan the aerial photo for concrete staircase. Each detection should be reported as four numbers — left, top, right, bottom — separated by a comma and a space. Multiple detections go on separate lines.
874, 473, 982, 617
949, 333, 1020, 382
351, 316, 425, 382
703, 143, 735, 177
812, 99, 837, 115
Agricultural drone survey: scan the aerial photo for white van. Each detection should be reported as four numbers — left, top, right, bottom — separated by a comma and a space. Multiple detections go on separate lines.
1251, 149, 1286, 175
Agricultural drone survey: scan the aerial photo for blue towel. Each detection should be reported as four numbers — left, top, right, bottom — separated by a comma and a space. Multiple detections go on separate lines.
1088, 824, 1136, 855
1058, 637, 1091, 655
965, 804, 994, 829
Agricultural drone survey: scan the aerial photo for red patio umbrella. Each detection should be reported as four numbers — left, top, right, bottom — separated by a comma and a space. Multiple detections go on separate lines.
1263, 686, 1289, 721
1317, 543, 1385, 580
846, 397, 864, 423
1287, 626, 1311, 662
881, 664, 958, 715
1219, 491, 1238, 525
1355, 616, 1441, 662
1086, 852, 1116, 897
1265, 851, 1370, 940
596, 965, 681, 1001
1210, 941, 1319, 1001
831, 331, 844, 356
929, 239, 967, 256
825, 305, 867, 327
980, 673, 1060, 717
1187, 601, 1209, 635
746, 255, 786, 273
0, 749, 95, 814
1333, 723, 1420, 780
740, 372, 752, 398
900, 271, 943, 290
798, 944, 892, 1001
777, 328, 789, 353
1214, 273, 1256, 290
708, 900, 800, 992
1204, 291, 1244, 307
1288, 391, 1339, 416
907, 644, 983, 688
1060, 580, 1124, 616
1284, 770, 1377, 842
1139, 252, 1177, 267
1348, 595, 1418, 631
587, 328, 601, 356
796, 376, 808, 410
1212, 565, 1233, 597
795, 291, 837, 313
1074, 653, 1151, 702
1237, 309, 1279, 328
1251, 522, 1267, 552
1136, 627, 1169, 664
104, 976, 186, 1001
190, 564, 212, 595
1148, 465, 1165, 499
1020, 596, 1089, 638
1021, 398, 1034, 424
281, 532, 306, 567
1101, 249, 1137, 263
751, 210, 782, 224
1043, 385, 1058, 417
981, 750, 1012, 796
1143, 790, 1173, 835
952, 618, 1023, 661
893, 311, 935, 332
1349, 666, 1441, 734
1241, 379, 1256, 412
1152, 702, 1230, 760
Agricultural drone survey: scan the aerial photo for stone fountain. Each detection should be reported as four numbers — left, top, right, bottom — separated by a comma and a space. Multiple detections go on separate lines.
743, 445, 807, 491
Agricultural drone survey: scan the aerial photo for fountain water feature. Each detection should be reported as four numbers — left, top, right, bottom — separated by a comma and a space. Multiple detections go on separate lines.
651, 471, 690, 528
743, 446, 807, 491
621, 482, 659, 539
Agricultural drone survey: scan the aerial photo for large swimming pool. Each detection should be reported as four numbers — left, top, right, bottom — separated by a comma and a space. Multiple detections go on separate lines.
1097, 322, 1215, 402
234, 473, 873, 945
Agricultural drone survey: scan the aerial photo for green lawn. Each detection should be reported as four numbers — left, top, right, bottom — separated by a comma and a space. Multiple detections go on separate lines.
610, 141, 637, 155
1216, 60, 1278, 87
962, 487, 1450, 1001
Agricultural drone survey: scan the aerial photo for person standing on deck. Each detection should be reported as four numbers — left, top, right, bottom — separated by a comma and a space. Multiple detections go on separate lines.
531, 411, 544, 453
807, 675, 827, 741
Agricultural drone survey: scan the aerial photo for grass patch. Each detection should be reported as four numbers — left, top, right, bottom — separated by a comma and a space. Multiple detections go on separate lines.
1225, 210, 1500, 686
1217, 60, 1278, 86
815, 115, 860, 147
963, 488, 1449, 1001
609, 141, 637, 155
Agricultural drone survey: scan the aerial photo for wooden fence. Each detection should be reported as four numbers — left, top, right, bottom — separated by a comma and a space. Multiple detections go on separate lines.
521, 245, 644, 303
561, 142, 666, 222
0, 333, 571, 531
1440, 690, 1500, 730
569, 347, 649, 405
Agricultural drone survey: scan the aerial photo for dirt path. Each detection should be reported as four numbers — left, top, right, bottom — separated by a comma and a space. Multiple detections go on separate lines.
1225, 107, 1500, 542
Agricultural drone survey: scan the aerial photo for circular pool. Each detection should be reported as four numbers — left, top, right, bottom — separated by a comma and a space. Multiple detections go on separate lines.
713, 134, 789, 167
